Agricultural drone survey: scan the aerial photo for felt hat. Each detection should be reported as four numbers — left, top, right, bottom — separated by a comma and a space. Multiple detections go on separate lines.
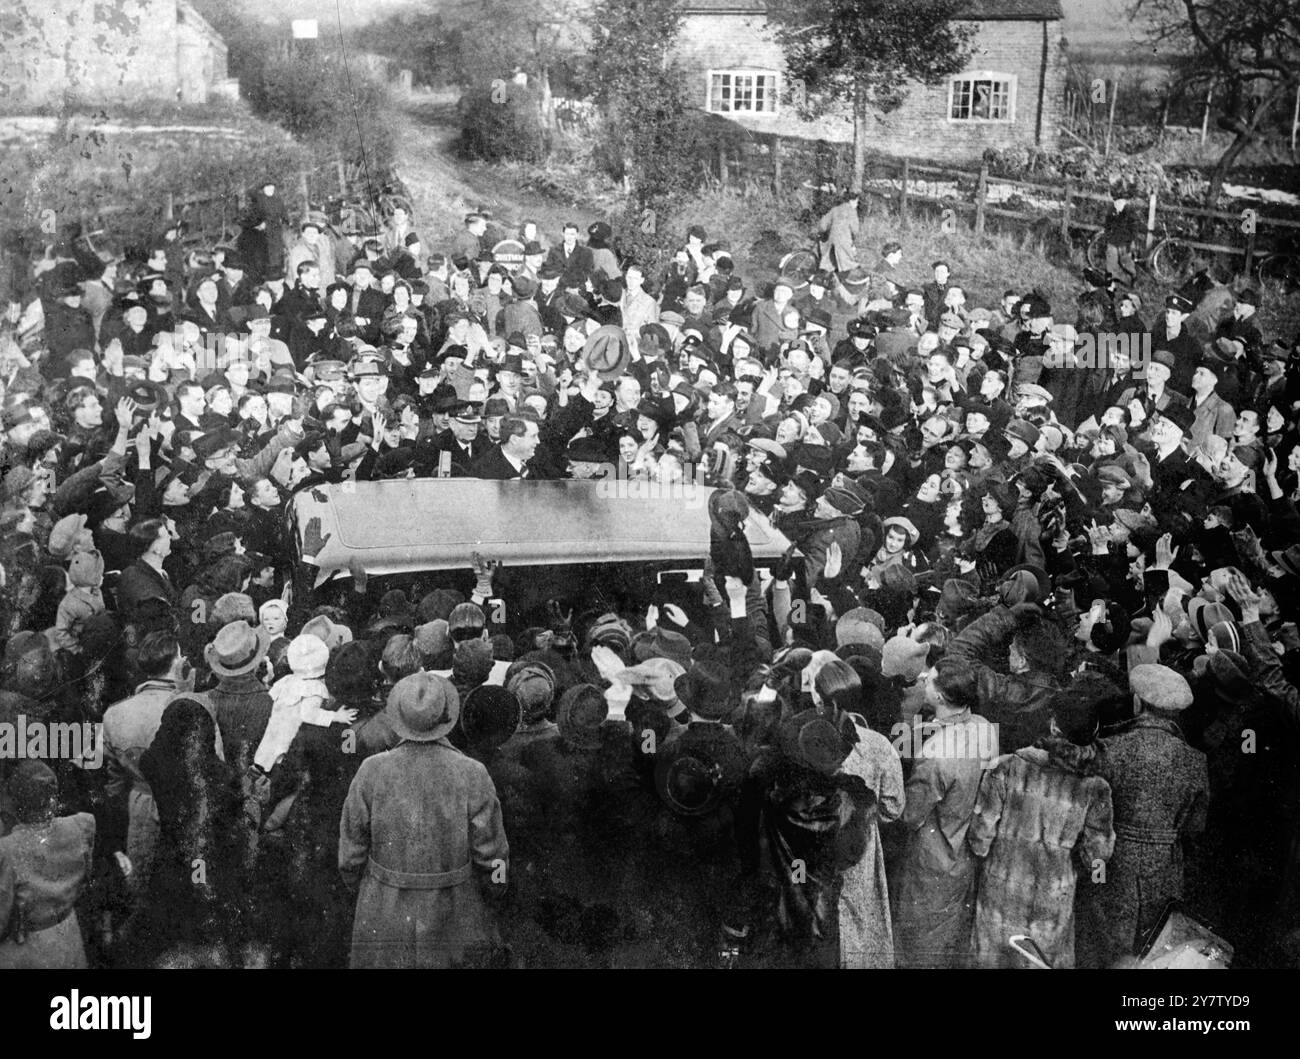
616, 657, 685, 701
583, 324, 630, 380
1158, 402, 1196, 435
389, 672, 461, 742
459, 684, 522, 751
205, 620, 267, 678
673, 661, 735, 722
631, 627, 694, 670
777, 708, 859, 777
653, 725, 745, 817
1005, 419, 1042, 450
937, 578, 980, 623
1003, 563, 1051, 602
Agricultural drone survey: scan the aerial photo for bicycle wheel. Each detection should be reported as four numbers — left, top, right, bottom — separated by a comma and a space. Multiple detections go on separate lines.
1256, 253, 1300, 292
779, 248, 818, 289
1085, 230, 1107, 270
1148, 238, 1195, 286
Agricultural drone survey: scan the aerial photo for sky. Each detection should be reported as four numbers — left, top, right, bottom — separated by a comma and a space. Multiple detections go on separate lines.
260, 0, 1151, 47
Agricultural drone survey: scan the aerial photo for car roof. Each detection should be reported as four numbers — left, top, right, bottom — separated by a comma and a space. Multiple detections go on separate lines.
291, 478, 792, 587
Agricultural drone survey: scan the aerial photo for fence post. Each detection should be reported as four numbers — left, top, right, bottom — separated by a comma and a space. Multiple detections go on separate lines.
1104, 80, 1119, 158
299, 170, 310, 216
164, 191, 175, 222
772, 135, 783, 196
900, 159, 910, 231
1061, 179, 1073, 243
1201, 87, 1212, 145
1145, 189, 1158, 251
718, 144, 728, 186
337, 159, 347, 195
1243, 221, 1257, 280
975, 164, 988, 236
1291, 82, 1299, 154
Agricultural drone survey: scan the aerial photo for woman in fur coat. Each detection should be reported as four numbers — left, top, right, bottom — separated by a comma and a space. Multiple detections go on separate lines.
968, 686, 1115, 968
124, 697, 261, 966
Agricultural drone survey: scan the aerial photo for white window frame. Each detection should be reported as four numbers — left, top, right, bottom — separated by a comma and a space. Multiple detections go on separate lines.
947, 71, 1017, 124
706, 69, 780, 117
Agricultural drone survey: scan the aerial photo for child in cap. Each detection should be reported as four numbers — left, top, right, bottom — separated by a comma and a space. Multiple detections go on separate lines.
51, 549, 105, 653
257, 598, 290, 671
47, 513, 95, 563
252, 634, 357, 773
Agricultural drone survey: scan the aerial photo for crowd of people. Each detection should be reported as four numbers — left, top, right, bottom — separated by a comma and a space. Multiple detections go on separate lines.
1, 178, 1299, 969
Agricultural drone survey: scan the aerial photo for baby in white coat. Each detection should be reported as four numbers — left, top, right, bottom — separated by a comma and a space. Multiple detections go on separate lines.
253, 633, 356, 773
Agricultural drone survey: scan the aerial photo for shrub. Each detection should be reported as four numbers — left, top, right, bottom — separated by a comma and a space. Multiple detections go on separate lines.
248, 55, 396, 171
0, 117, 311, 251
456, 82, 547, 164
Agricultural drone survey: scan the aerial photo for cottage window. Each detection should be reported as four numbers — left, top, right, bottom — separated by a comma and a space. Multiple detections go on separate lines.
707, 70, 779, 115
949, 73, 1016, 122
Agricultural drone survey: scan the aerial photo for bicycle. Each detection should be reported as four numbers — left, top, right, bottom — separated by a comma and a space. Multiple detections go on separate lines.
777, 239, 872, 300
1081, 226, 1232, 288
1250, 234, 1300, 293
777, 242, 820, 290
341, 160, 415, 223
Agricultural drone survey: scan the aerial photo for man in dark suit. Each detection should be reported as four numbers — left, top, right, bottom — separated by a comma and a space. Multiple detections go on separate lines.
700, 382, 743, 450
276, 260, 324, 325
544, 222, 594, 292
346, 257, 389, 346
473, 414, 540, 480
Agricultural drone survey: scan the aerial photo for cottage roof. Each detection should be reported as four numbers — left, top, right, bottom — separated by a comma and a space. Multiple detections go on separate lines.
682, 0, 1062, 19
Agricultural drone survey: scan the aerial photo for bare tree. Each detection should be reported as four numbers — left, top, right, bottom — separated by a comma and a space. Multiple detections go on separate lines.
1132, 0, 1300, 204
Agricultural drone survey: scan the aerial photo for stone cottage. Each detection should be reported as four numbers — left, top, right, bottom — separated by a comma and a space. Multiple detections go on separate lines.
0, 0, 237, 108
676, 0, 1067, 162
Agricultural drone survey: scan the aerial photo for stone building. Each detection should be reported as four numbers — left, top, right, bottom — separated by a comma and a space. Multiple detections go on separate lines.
676, 0, 1067, 162
0, 0, 237, 108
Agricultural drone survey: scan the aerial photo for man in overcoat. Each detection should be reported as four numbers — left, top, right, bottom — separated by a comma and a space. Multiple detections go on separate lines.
339, 672, 509, 968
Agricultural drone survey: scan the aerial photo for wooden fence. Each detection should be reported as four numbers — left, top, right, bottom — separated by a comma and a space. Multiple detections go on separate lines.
77, 157, 366, 249
704, 130, 1300, 274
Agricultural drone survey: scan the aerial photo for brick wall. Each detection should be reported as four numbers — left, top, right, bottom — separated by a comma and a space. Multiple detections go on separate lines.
0, 0, 182, 107
676, 14, 1066, 162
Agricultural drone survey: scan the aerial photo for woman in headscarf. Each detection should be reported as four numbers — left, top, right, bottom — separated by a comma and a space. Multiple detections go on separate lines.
742, 689, 878, 968
127, 697, 260, 967
815, 659, 905, 969
0, 761, 96, 968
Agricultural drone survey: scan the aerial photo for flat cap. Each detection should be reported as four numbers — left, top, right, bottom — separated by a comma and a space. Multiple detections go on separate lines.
1129, 663, 1193, 711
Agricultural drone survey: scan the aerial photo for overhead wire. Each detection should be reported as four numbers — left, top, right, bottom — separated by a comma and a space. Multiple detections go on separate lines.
334, 0, 377, 213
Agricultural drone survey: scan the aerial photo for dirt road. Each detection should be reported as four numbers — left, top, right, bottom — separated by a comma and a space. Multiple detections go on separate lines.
394, 91, 602, 247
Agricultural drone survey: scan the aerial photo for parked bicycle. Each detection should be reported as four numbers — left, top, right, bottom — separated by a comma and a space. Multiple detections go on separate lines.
1083, 220, 1201, 286
340, 160, 415, 222
1250, 233, 1300, 293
